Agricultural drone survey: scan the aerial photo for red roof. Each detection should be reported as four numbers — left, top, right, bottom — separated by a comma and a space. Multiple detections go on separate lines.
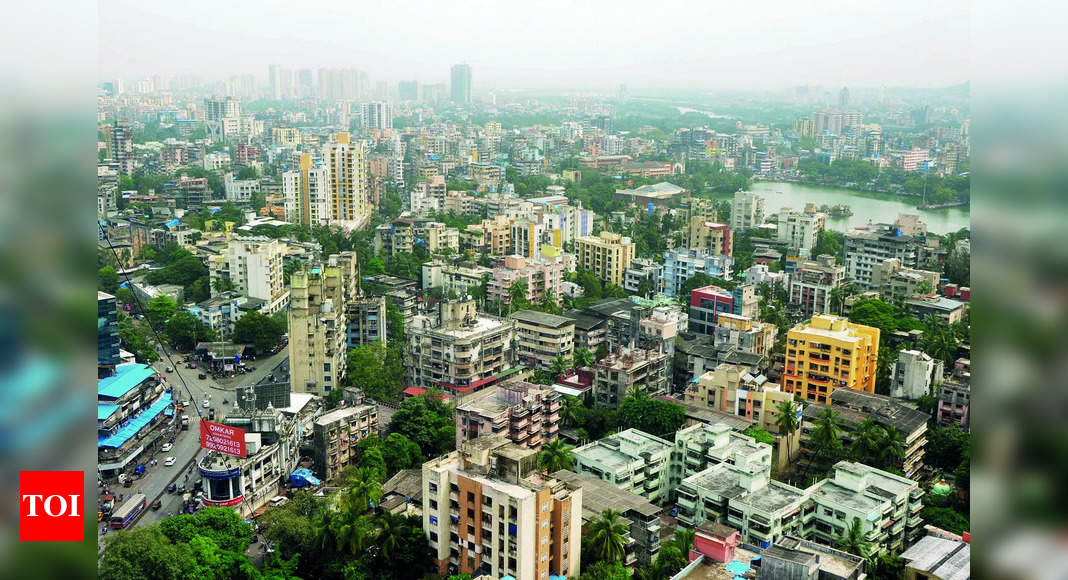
470, 376, 496, 388
403, 386, 427, 396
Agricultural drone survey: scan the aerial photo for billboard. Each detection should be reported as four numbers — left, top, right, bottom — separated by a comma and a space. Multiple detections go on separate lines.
199, 420, 247, 458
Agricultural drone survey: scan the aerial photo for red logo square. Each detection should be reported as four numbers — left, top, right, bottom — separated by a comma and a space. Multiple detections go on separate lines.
20, 471, 84, 541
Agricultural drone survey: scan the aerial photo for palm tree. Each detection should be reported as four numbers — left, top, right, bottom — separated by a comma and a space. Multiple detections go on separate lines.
672, 527, 696, 555
374, 511, 406, 561
810, 407, 844, 466
560, 396, 584, 428
849, 419, 884, 465
625, 384, 650, 402
828, 285, 846, 315
774, 400, 800, 464
538, 438, 575, 472
837, 517, 873, 559
332, 511, 374, 555
340, 467, 383, 515
550, 355, 573, 378
878, 425, 906, 471
586, 509, 629, 564
573, 347, 594, 369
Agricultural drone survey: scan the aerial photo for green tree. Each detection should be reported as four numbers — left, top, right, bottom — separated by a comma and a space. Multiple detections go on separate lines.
99, 266, 120, 293
878, 425, 906, 471
573, 347, 594, 368
346, 341, 404, 401
944, 248, 970, 285
538, 438, 575, 472
165, 310, 214, 351
158, 507, 254, 554
509, 280, 530, 312
560, 396, 586, 428
117, 311, 160, 363
145, 295, 179, 329
616, 392, 685, 438
774, 400, 800, 462
848, 298, 897, 334
595, 342, 609, 361
836, 518, 872, 559
810, 407, 845, 465
99, 526, 186, 580
671, 527, 696, 555
550, 355, 573, 378
579, 559, 632, 580
258, 492, 322, 559
381, 433, 423, 476
233, 311, 285, 354
869, 552, 906, 580
921, 506, 969, 535
926, 425, 970, 471
586, 509, 629, 564
388, 395, 456, 460
849, 418, 884, 465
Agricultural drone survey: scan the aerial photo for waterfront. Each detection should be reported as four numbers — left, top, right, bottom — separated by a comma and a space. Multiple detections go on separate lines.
744, 182, 971, 235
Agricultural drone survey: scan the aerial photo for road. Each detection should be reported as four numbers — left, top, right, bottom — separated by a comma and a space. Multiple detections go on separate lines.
97, 345, 290, 549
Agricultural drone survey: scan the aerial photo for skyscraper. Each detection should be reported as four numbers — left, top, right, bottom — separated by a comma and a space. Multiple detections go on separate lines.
397, 80, 419, 101
450, 63, 471, 105
839, 86, 850, 109
361, 101, 393, 130
268, 64, 281, 100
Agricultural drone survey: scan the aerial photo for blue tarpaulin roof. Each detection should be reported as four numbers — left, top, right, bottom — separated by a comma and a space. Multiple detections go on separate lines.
98, 404, 119, 421
726, 561, 751, 575
290, 467, 321, 488
98, 364, 156, 399
165, 218, 180, 228
98, 392, 172, 449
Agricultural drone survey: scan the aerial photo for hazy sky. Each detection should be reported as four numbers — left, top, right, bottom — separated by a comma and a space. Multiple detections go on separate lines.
99, 0, 969, 90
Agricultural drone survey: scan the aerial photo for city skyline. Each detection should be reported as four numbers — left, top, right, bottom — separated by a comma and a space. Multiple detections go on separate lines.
99, 0, 969, 90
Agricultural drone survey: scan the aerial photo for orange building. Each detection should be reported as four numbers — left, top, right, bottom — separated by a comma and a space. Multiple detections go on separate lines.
782, 315, 879, 403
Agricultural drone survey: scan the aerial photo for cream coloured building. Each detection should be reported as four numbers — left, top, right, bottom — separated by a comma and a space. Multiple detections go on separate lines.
575, 231, 634, 287
227, 236, 289, 314
288, 253, 358, 396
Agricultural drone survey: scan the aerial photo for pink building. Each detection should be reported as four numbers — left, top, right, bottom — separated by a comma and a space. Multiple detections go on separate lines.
692, 523, 742, 563
487, 255, 565, 306
688, 285, 734, 335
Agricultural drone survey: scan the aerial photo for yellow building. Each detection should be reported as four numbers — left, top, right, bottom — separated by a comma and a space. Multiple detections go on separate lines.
783, 315, 879, 403
575, 231, 634, 287
323, 132, 371, 229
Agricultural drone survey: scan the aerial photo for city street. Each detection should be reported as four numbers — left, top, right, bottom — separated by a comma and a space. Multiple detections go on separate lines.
98, 344, 290, 550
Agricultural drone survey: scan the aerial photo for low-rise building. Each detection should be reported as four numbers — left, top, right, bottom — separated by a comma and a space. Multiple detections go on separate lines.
890, 350, 944, 400
572, 428, 675, 504
900, 533, 971, 580
689, 285, 734, 335
455, 381, 562, 451
686, 364, 796, 436
487, 255, 566, 307
510, 310, 575, 370
904, 295, 967, 325
624, 258, 663, 296
872, 258, 940, 300
802, 389, 930, 478
757, 536, 866, 580
661, 249, 735, 296
593, 347, 669, 408
422, 437, 583, 578
714, 314, 778, 361
346, 295, 388, 347
551, 469, 663, 566
312, 405, 380, 480
936, 380, 970, 431
98, 363, 172, 478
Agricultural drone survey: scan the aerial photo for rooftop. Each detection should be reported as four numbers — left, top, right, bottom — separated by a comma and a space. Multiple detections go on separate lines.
98, 363, 157, 399
382, 468, 424, 504
735, 479, 807, 514
510, 309, 574, 328
550, 470, 661, 520
905, 296, 967, 312
313, 404, 376, 427
899, 535, 970, 580
771, 536, 866, 579
818, 388, 930, 434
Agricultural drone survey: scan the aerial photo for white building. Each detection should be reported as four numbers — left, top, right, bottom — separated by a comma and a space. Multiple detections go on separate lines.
890, 350, 944, 400
227, 236, 289, 314
224, 173, 261, 203
776, 205, 826, 256
203, 151, 232, 172
282, 155, 331, 226
361, 101, 393, 130
731, 190, 766, 231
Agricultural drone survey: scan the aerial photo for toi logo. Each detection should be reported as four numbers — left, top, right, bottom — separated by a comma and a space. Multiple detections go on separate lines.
20, 471, 84, 541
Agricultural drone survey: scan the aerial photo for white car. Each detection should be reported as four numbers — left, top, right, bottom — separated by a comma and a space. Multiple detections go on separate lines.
163, 456, 176, 467
203, 400, 210, 408
160, 443, 173, 452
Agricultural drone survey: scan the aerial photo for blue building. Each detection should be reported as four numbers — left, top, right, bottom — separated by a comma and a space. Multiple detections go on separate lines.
661, 249, 735, 296
98, 291, 121, 378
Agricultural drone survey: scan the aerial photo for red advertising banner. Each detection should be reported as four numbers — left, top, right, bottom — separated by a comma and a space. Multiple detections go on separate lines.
199, 420, 247, 458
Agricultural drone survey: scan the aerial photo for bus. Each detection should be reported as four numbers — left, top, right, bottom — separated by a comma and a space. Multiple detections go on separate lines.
110, 493, 147, 529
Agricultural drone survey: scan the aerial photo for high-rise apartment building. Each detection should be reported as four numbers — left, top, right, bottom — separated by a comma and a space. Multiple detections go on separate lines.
397, 80, 420, 101
322, 133, 371, 229
776, 205, 826, 255
731, 190, 766, 231
450, 64, 472, 105
406, 299, 517, 395
575, 231, 635, 287
890, 350, 944, 400
687, 219, 733, 256
422, 437, 582, 578
783, 315, 880, 404
283, 154, 330, 226
361, 101, 393, 130
313, 405, 380, 480
227, 236, 289, 314
103, 120, 134, 175
98, 291, 120, 378
789, 254, 845, 318
288, 253, 359, 396
593, 347, 669, 408
661, 249, 735, 296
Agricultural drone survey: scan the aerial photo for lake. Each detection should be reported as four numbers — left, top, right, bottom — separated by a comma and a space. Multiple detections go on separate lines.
742, 182, 971, 235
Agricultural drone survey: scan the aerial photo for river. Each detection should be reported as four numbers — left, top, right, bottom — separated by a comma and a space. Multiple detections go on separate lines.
738, 182, 970, 235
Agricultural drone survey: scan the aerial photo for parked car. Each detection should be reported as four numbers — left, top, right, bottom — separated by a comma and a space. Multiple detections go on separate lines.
182, 400, 189, 407
209, 409, 216, 420
176, 483, 185, 493
164, 456, 176, 467
160, 443, 173, 452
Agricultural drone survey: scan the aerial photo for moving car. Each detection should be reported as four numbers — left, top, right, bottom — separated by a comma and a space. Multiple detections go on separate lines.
165, 367, 173, 373
198, 373, 207, 380
166, 483, 176, 494
151, 499, 162, 511
160, 443, 173, 452
203, 400, 209, 408
163, 456, 176, 467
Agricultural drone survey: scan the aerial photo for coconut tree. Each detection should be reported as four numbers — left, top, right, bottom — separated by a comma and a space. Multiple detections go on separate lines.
849, 418, 884, 465
878, 425, 906, 471
837, 517, 873, 559
560, 396, 584, 428
774, 400, 800, 463
586, 509, 629, 564
550, 355, 573, 378
538, 438, 575, 473
573, 347, 594, 368
810, 407, 845, 466
672, 527, 696, 555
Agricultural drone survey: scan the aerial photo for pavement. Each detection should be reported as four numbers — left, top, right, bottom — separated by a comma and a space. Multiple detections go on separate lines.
97, 344, 290, 550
